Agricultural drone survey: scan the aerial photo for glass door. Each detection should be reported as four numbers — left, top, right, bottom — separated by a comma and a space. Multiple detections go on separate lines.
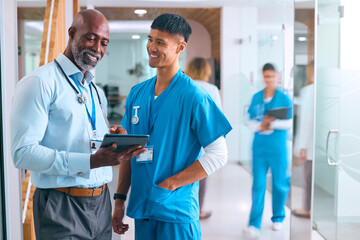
0, 34, 5, 239
313, 0, 360, 239
312, 0, 341, 239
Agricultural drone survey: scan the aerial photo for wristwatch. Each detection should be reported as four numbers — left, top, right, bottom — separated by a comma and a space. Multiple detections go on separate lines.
113, 193, 127, 201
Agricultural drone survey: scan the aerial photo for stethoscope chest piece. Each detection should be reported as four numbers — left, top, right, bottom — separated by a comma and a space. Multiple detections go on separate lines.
77, 94, 87, 104
132, 115, 139, 125
132, 106, 140, 125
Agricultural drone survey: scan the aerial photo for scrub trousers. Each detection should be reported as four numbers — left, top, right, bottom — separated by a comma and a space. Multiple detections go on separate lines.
135, 218, 201, 240
249, 153, 290, 229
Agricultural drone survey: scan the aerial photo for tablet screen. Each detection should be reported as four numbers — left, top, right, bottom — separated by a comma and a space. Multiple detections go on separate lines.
100, 134, 149, 152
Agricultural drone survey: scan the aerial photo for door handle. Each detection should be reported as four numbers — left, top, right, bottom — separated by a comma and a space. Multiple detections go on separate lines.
326, 130, 339, 166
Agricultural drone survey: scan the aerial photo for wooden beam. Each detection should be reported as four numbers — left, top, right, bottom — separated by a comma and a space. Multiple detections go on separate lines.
39, 0, 66, 66
73, 0, 80, 18
295, 9, 315, 85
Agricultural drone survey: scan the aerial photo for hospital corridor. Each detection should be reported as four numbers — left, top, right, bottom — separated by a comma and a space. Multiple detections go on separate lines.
2, 0, 360, 240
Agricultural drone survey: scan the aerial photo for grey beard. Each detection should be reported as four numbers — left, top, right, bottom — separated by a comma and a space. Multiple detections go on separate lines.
71, 47, 100, 71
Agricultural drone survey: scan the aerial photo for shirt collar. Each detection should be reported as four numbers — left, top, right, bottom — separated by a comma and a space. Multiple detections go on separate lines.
55, 53, 94, 85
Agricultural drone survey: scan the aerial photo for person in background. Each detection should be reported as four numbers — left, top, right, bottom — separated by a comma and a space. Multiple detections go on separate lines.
10, 9, 146, 239
292, 68, 314, 218
243, 63, 292, 239
186, 57, 223, 220
112, 13, 232, 240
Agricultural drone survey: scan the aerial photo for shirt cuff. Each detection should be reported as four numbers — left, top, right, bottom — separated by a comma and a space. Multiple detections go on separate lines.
198, 136, 228, 176
68, 152, 91, 178
247, 120, 261, 132
270, 119, 292, 130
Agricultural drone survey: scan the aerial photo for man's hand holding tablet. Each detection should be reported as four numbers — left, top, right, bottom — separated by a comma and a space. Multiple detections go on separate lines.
90, 126, 148, 169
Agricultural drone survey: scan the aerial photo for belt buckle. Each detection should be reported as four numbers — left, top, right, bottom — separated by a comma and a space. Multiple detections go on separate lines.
92, 184, 104, 197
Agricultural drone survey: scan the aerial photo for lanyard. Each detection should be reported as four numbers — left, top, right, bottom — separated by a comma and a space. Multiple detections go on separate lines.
54, 59, 110, 130
71, 76, 97, 134
147, 69, 182, 134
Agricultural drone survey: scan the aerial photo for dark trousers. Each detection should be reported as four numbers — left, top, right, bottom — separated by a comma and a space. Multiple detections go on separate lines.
199, 177, 207, 211
33, 185, 112, 240
303, 161, 313, 211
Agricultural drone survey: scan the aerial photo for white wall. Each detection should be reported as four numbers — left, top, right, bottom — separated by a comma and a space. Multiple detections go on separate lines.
186, 20, 211, 63
0, 0, 23, 239
238, 7, 259, 164
221, 6, 243, 162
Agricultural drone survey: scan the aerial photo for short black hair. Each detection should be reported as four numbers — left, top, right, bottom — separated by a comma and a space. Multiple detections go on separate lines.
151, 13, 192, 42
262, 63, 276, 72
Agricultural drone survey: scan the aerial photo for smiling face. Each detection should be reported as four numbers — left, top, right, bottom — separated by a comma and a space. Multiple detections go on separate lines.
66, 10, 109, 72
146, 29, 186, 70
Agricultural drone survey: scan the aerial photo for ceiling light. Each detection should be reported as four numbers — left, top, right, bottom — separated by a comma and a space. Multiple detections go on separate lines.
298, 36, 307, 42
132, 35, 141, 40
25, 21, 44, 32
272, 35, 279, 41
134, 9, 147, 17
108, 21, 152, 33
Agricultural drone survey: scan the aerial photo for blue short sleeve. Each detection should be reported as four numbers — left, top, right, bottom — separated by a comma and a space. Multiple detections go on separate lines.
190, 93, 232, 147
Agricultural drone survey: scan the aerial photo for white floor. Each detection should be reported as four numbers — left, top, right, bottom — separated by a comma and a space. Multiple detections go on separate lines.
109, 163, 291, 240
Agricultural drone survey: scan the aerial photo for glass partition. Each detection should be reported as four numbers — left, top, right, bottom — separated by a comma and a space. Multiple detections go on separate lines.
290, 1, 315, 240
312, 0, 360, 239
0, 32, 6, 239
237, 0, 294, 239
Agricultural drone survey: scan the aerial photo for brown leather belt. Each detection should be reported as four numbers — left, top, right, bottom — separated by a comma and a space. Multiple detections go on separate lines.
52, 184, 106, 197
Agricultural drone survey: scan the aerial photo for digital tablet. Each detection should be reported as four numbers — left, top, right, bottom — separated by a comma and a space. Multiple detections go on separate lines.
100, 134, 150, 152
266, 107, 289, 120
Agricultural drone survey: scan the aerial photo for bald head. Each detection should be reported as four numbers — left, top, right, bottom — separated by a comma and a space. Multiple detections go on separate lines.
64, 9, 110, 72
71, 9, 108, 31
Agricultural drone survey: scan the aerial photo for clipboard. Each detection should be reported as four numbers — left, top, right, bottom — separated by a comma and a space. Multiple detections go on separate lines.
266, 107, 289, 120
100, 134, 149, 152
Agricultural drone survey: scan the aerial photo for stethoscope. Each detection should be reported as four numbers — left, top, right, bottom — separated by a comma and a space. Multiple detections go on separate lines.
132, 106, 140, 125
54, 59, 110, 128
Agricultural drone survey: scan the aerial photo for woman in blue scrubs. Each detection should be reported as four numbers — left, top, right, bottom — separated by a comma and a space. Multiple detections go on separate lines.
243, 63, 292, 239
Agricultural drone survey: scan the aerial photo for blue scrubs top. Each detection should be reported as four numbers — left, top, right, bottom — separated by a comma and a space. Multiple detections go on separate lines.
122, 70, 232, 223
248, 89, 292, 157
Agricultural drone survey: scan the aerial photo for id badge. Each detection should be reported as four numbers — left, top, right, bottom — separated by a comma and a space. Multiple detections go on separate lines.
136, 146, 153, 164
90, 137, 103, 154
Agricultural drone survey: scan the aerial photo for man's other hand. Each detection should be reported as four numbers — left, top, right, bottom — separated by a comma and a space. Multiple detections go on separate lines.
110, 125, 127, 134
112, 200, 129, 235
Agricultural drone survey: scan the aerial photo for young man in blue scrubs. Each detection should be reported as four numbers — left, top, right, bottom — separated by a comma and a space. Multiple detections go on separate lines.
243, 63, 292, 239
112, 13, 232, 239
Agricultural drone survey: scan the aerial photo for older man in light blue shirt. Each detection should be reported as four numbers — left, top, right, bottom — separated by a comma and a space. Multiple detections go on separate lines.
11, 9, 145, 239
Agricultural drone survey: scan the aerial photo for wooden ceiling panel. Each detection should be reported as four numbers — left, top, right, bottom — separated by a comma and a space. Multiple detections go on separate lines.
18, 7, 221, 64
18, 7, 45, 20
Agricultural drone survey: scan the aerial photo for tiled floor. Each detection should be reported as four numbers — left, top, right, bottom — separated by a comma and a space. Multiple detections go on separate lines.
109, 163, 292, 240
